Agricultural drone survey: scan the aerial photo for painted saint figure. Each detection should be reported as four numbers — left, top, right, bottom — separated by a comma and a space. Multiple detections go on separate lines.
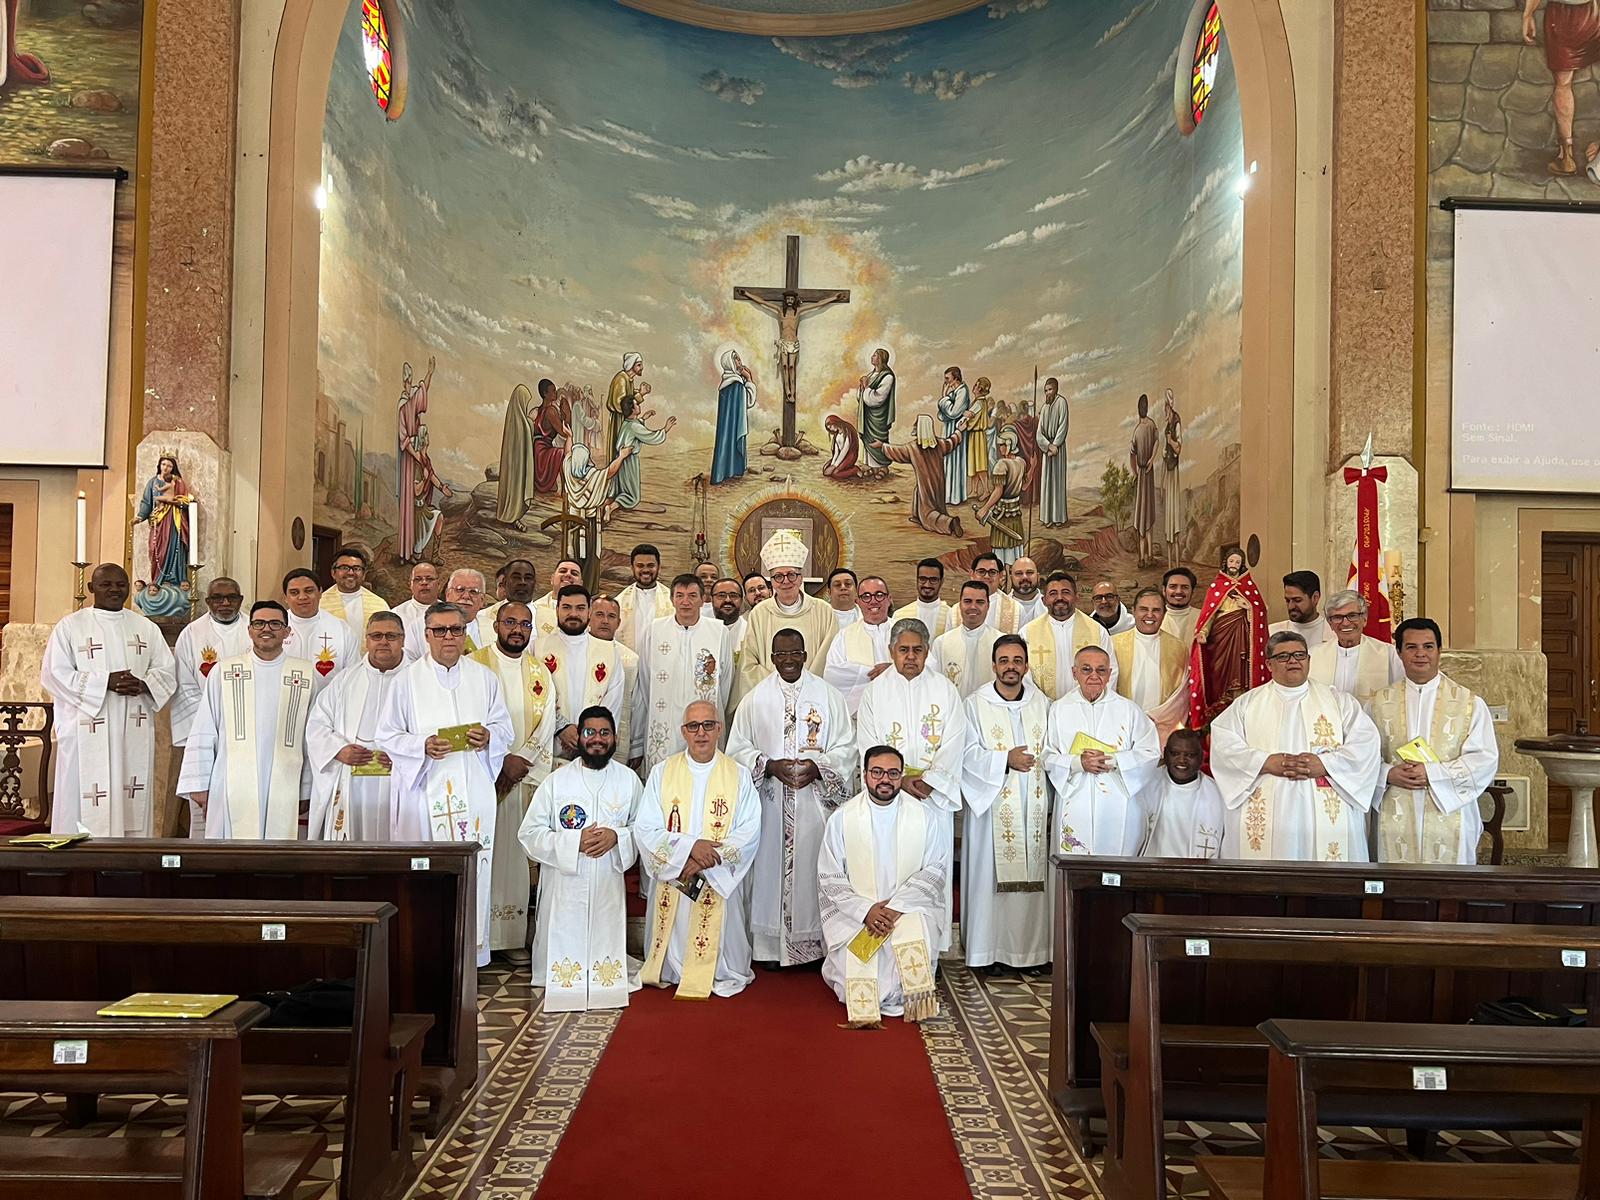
937, 366, 972, 506
711, 348, 757, 485
1129, 392, 1160, 567
1037, 376, 1069, 528
532, 378, 569, 495
613, 398, 676, 511
397, 357, 436, 563
495, 383, 538, 531
134, 453, 193, 589
868, 415, 964, 537
968, 376, 993, 489
822, 414, 860, 481
605, 353, 649, 464
972, 427, 1027, 567
1, 0, 50, 87
1162, 388, 1183, 565
858, 348, 897, 470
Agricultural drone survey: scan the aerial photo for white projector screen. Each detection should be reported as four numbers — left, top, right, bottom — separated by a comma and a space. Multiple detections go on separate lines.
1451, 204, 1600, 494
0, 171, 118, 467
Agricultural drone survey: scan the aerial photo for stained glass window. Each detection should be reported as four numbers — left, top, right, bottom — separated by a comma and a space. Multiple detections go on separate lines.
359, 0, 407, 120
1174, 0, 1223, 136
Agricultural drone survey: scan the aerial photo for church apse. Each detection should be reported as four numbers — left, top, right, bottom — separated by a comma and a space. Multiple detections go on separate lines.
315, 0, 1244, 603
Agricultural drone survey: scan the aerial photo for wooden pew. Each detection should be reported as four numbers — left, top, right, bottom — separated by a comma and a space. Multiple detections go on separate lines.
1104, 913, 1600, 1200
0, 839, 477, 1131
0, 999, 324, 1199
1048, 856, 1600, 1134
1197, 1018, 1600, 1200
0, 896, 406, 1200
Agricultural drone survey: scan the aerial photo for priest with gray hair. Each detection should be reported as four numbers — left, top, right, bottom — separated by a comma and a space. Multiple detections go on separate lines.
1309, 588, 1403, 705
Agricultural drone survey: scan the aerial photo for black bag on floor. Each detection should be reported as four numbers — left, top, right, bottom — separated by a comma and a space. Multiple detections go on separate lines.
1470, 996, 1586, 1027
247, 978, 356, 1027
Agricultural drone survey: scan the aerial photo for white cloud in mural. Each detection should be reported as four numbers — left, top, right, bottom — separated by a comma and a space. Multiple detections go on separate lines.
633, 192, 700, 221
771, 33, 912, 89
1183, 166, 1233, 223
923, 158, 1009, 189
701, 69, 766, 106
816, 154, 1008, 193
976, 331, 1020, 357
987, 0, 1048, 17
1027, 312, 1080, 334
948, 262, 983, 277
1071, 377, 1119, 402
1095, 1, 1151, 48
1084, 159, 1113, 179
1031, 189, 1085, 212
425, 0, 553, 163
511, 273, 565, 295
559, 124, 662, 160
903, 68, 996, 101
985, 230, 1028, 250
1031, 220, 1086, 242
1048, 346, 1121, 378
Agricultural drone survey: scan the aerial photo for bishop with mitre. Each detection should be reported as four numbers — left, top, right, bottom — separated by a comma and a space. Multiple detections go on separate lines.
734, 529, 836, 707
306, 611, 407, 840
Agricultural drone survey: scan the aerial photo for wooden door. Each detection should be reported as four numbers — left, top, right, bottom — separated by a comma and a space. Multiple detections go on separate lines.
1541, 535, 1600, 845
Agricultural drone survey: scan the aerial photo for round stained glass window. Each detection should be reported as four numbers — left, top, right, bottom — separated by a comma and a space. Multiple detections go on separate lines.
1174, 0, 1222, 136
360, 0, 408, 121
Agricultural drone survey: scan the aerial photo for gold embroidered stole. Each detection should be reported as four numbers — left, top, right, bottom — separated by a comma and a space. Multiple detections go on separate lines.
1311, 637, 1391, 703
976, 692, 1049, 890
1025, 613, 1100, 700
1112, 630, 1185, 708
1239, 682, 1348, 861
841, 795, 937, 1028
470, 645, 552, 788
641, 753, 742, 1000
1370, 676, 1475, 864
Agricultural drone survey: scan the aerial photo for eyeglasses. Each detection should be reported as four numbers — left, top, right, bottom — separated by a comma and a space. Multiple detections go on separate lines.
1269, 651, 1311, 664
857, 591, 888, 602
331, 564, 363, 573
1327, 612, 1364, 624
367, 631, 404, 642
498, 619, 535, 632
447, 586, 483, 598
1075, 666, 1111, 677
771, 650, 806, 661
249, 619, 287, 631
769, 570, 802, 583
681, 720, 720, 733
427, 626, 467, 637
578, 726, 614, 738
865, 767, 904, 781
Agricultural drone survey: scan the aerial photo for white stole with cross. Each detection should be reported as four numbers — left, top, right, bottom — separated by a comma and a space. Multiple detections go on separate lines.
1237, 681, 1350, 861
218, 653, 317, 839
968, 687, 1050, 890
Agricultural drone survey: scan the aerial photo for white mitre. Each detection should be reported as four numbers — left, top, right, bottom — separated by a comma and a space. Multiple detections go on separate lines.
761, 528, 808, 574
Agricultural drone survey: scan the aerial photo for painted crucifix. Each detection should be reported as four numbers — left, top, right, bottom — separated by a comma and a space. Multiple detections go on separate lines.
733, 234, 850, 450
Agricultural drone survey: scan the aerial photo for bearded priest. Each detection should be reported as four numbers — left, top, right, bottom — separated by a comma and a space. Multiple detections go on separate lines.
1210, 630, 1383, 862
733, 530, 836, 708
635, 700, 762, 999
1022, 572, 1116, 701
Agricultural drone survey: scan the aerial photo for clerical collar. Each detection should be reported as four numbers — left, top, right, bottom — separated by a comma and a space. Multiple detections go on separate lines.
1336, 642, 1360, 653
363, 655, 399, 674
1051, 614, 1075, 626
962, 624, 984, 636
95, 607, 127, 618
1078, 690, 1111, 706
491, 644, 524, 662
775, 596, 806, 615
675, 616, 700, 629
251, 651, 284, 666
1406, 674, 1441, 695
338, 586, 362, 596
429, 658, 467, 681
558, 630, 587, 648
992, 684, 1027, 705
1134, 629, 1161, 641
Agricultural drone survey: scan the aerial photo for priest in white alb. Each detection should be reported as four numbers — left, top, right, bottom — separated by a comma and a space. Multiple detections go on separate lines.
635, 701, 762, 999
615, 543, 672, 655
532, 559, 585, 642
727, 628, 854, 967
282, 568, 357, 680
855, 618, 966, 949
1366, 618, 1499, 865
1138, 728, 1226, 859
822, 574, 895, 714
818, 745, 947, 1027
520, 705, 642, 1010
587, 595, 647, 769
1044, 646, 1160, 856
378, 601, 513, 966
1111, 587, 1190, 747
1023, 572, 1116, 701
42, 564, 177, 837
933, 580, 1001, 699
960, 634, 1052, 974
394, 558, 442, 660
306, 611, 407, 840
179, 600, 324, 841
894, 558, 956, 640
734, 530, 836, 708
443, 568, 495, 651
471, 600, 559, 954
537, 586, 628, 764
1311, 589, 1403, 705
171, 577, 250, 763
1210, 631, 1383, 862
640, 575, 732, 772
970, 553, 1024, 633
319, 546, 390, 644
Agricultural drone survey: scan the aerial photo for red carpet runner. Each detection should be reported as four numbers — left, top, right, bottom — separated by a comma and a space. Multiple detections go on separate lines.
537, 969, 971, 1198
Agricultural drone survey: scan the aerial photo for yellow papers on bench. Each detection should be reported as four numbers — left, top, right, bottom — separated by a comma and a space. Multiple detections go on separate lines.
1068, 732, 1117, 756
847, 926, 888, 963
351, 756, 392, 777
437, 723, 479, 753
97, 993, 237, 1019
1394, 736, 1440, 765
8, 832, 89, 849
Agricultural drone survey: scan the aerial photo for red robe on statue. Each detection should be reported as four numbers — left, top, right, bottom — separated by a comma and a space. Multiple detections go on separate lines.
1014, 414, 1041, 505
1186, 568, 1269, 732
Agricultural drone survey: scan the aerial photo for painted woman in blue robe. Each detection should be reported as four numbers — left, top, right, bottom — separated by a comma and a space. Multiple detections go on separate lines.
711, 348, 757, 485
135, 453, 191, 587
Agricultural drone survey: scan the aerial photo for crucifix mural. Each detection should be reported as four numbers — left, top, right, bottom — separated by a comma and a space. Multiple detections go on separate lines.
733, 234, 851, 451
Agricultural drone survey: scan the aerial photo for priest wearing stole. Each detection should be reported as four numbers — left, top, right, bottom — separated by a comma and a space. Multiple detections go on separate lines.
282, 568, 357, 680
378, 602, 513, 966
734, 530, 836, 708
520, 706, 642, 1010
179, 601, 324, 841
1111, 588, 1190, 747
818, 745, 947, 1027
1044, 646, 1160, 856
822, 574, 896, 714
1366, 618, 1498, 865
470, 601, 559, 955
1138, 728, 1226, 859
1311, 589, 1403, 705
615, 543, 672, 655
43, 564, 177, 838
1022, 572, 1116, 701
960, 635, 1052, 975
587, 595, 646, 770
855, 618, 966, 950
641, 575, 732, 772
1210, 631, 1383, 862
306, 612, 406, 841
319, 546, 391, 644
971, 553, 1024, 633
532, 558, 584, 642
172, 578, 250, 760
636, 701, 761, 999
933, 580, 1001, 699
538, 586, 628, 765
728, 628, 854, 968
894, 558, 956, 640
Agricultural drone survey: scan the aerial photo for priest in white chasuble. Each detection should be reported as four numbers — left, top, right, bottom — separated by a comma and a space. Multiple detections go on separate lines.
179, 601, 325, 841
306, 612, 407, 841
933, 580, 1001, 699
641, 575, 732, 772
636, 702, 762, 999
818, 746, 947, 1027
727, 629, 854, 968
1210, 631, 1383, 862
378, 602, 513, 966
520, 706, 641, 1011
319, 546, 391, 644
1367, 618, 1499, 865
281, 568, 357, 680
826, 567, 862, 630
469, 601, 559, 954
970, 553, 1024, 634
1112, 587, 1190, 747
587, 596, 646, 770
43, 564, 177, 837
539, 587, 629, 763
960, 635, 1052, 974
1044, 646, 1160, 856
475, 559, 540, 639
172, 578, 250, 757
1160, 567, 1201, 646
1009, 557, 1046, 626
734, 530, 836, 709
894, 558, 956, 641
393, 558, 442, 660
615, 543, 672, 655
855, 618, 966, 951
1023, 572, 1116, 701
443, 568, 495, 652
1138, 728, 1226, 859
822, 574, 896, 714
1311, 589, 1403, 706
531, 558, 585, 643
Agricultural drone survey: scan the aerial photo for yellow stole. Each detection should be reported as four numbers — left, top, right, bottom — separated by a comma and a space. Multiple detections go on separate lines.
1369, 675, 1476, 864
1023, 612, 1102, 700
841, 795, 937, 1028
641, 753, 742, 1000
1111, 629, 1186, 707
469, 644, 551, 755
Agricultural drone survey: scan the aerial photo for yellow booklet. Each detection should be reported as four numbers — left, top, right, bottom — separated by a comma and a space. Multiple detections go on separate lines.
8, 832, 89, 849
97, 993, 237, 1019
437, 723, 479, 753
1394, 736, 1439, 764
351, 757, 392, 777
1069, 732, 1117, 756
848, 926, 888, 963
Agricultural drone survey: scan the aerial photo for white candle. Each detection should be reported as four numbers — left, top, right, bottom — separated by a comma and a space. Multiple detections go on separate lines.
189, 497, 201, 569
75, 492, 86, 564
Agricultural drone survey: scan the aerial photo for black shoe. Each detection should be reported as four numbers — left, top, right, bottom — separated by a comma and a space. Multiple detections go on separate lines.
980, 963, 1011, 979
1020, 963, 1050, 977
